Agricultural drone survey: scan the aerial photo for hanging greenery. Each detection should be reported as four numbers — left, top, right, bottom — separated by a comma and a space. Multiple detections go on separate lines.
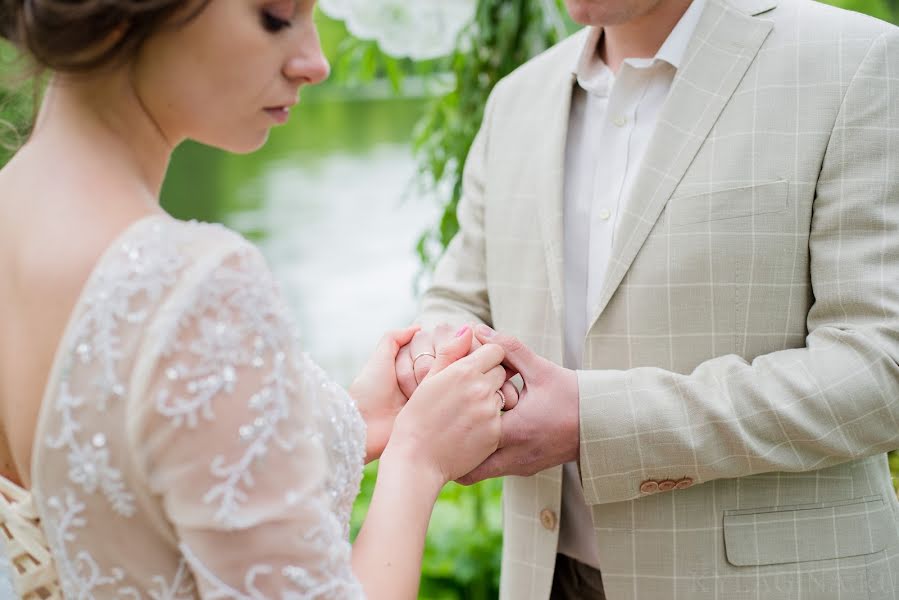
410, 0, 575, 268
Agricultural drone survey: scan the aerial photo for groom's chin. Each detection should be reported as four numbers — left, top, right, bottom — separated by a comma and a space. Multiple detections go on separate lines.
563, 0, 662, 27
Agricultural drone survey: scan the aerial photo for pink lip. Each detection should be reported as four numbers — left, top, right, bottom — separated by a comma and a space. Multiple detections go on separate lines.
264, 106, 291, 124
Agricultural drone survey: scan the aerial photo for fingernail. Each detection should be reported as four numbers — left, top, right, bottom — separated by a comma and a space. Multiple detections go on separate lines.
476, 324, 495, 338
455, 325, 470, 338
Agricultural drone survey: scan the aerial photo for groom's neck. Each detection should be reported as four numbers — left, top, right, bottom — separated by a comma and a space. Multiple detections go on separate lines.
599, 0, 693, 73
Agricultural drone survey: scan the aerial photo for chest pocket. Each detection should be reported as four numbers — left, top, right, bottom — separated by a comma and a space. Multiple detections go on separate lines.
668, 179, 788, 227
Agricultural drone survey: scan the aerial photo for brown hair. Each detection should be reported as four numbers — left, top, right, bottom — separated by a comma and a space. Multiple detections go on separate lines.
0, 0, 210, 73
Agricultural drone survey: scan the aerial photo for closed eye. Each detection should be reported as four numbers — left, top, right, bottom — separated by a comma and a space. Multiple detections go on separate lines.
261, 10, 292, 33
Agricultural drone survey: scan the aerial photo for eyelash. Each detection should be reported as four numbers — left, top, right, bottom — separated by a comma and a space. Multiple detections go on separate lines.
261, 10, 292, 33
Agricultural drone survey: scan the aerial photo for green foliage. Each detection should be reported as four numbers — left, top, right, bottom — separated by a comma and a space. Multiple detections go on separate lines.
411, 0, 575, 267
826, 0, 898, 22
0, 42, 37, 165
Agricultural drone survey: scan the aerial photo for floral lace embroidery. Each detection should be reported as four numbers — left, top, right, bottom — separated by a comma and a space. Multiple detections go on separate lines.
154, 247, 365, 596
46, 220, 188, 515
180, 541, 361, 600
154, 251, 310, 528
35, 218, 365, 598
44, 490, 195, 599
296, 357, 366, 539
38, 219, 201, 597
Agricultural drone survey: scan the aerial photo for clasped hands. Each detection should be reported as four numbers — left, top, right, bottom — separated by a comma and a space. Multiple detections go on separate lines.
352, 322, 580, 485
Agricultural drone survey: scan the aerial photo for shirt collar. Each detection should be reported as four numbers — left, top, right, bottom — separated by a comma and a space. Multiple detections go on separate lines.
572, 0, 707, 86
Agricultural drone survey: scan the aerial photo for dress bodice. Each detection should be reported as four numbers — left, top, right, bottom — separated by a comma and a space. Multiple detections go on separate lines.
27, 216, 366, 598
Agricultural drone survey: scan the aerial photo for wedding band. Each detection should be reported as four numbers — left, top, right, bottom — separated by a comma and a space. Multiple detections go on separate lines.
496, 389, 506, 411
412, 352, 436, 367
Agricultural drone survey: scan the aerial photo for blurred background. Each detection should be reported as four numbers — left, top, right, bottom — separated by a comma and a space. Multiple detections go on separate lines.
2, 1, 898, 597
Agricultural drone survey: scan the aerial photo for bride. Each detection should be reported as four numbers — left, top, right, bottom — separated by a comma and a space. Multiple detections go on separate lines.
0, 1, 518, 597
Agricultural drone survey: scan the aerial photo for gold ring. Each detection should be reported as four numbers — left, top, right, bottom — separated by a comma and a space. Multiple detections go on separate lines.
412, 352, 436, 366
497, 389, 506, 411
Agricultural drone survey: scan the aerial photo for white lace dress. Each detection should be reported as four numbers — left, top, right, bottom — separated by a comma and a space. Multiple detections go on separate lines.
28, 215, 367, 598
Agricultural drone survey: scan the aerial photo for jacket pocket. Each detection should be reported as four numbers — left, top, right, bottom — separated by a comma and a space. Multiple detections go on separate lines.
723, 495, 889, 567
668, 179, 788, 227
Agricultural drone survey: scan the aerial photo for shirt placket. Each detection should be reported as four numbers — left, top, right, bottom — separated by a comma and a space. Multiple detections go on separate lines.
586, 64, 649, 308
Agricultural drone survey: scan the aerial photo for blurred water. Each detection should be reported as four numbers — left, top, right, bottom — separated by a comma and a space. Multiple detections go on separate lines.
162, 97, 438, 386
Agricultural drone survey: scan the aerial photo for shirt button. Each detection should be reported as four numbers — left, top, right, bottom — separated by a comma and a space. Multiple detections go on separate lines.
598, 208, 612, 221
539, 508, 557, 531
612, 115, 628, 127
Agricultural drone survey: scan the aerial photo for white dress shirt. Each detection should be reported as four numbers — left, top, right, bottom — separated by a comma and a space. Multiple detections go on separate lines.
559, 0, 707, 569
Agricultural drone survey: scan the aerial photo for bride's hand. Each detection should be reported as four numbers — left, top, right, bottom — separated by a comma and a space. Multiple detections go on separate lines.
384, 327, 509, 484
349, 326, 423, 463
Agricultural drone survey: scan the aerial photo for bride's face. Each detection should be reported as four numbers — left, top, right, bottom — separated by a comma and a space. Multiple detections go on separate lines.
132, 0, 329, 153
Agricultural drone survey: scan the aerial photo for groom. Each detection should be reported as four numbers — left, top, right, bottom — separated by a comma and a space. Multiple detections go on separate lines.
399, 0, 899, 598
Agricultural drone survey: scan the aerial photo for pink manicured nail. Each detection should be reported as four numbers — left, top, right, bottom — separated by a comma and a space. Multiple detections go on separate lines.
476, 324, 495, 337
455, 325, 470, 338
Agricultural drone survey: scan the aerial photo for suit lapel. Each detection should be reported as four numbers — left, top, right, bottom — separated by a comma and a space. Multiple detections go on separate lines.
587, 0, 775, 328
533, 34, 585, 323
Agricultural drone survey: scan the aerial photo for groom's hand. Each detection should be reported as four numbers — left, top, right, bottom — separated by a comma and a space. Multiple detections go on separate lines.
397, 323, 521, 409
457, 325, 580, 486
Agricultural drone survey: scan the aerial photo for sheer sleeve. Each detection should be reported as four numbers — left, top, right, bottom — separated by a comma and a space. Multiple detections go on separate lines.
127, 242, 365, 599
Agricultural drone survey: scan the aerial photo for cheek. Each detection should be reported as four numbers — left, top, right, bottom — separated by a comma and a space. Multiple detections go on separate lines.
135, 43, 278, 151
133, 2, 284, 145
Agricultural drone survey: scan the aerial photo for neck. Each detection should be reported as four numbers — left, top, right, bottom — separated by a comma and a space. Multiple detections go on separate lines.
29, 67, 176, 201
600, 0, 693, 73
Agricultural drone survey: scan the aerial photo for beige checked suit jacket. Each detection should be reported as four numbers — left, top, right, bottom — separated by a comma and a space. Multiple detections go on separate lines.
419, 0, 899, 598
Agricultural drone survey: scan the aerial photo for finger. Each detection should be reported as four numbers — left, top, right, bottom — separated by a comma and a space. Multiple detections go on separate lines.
474, 325, 542, 379
468, 329, 484, 355
381, 325, 420, 354
499, 380, 519, 411
456, 449, 508, 486
485, 365, 507, 391
433, 322, 482, 357
409, 330, 436, 384
426, 325, 473, 379
395, 343, 417, 399
430, 322, 458, 350
459, 342, 505, 374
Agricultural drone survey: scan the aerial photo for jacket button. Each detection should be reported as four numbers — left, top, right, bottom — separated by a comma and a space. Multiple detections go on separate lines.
540, 508, 557, 531
639, 480, 659, 494
675, 477, 694, 490
658, 480, 677, 492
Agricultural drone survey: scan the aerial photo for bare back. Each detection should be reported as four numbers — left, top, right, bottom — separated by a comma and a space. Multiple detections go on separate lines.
0, 141, 157, 488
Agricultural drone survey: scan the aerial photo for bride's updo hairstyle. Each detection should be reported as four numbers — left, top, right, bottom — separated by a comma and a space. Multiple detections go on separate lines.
0, 0, 210, 72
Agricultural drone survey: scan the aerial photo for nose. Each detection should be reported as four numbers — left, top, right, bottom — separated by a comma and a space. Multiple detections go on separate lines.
283, 27, 330, 85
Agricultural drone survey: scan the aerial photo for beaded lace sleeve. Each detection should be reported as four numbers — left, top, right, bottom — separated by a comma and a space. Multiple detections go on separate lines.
128, 243, 365, 599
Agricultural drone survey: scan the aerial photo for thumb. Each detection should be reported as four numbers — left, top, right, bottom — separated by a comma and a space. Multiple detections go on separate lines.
474, 324, 541, 379
425, 325, 473, 378
377, 325, 420, 358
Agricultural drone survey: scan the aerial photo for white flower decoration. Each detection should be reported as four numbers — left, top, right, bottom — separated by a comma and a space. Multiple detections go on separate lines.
319, 0, 477, 60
